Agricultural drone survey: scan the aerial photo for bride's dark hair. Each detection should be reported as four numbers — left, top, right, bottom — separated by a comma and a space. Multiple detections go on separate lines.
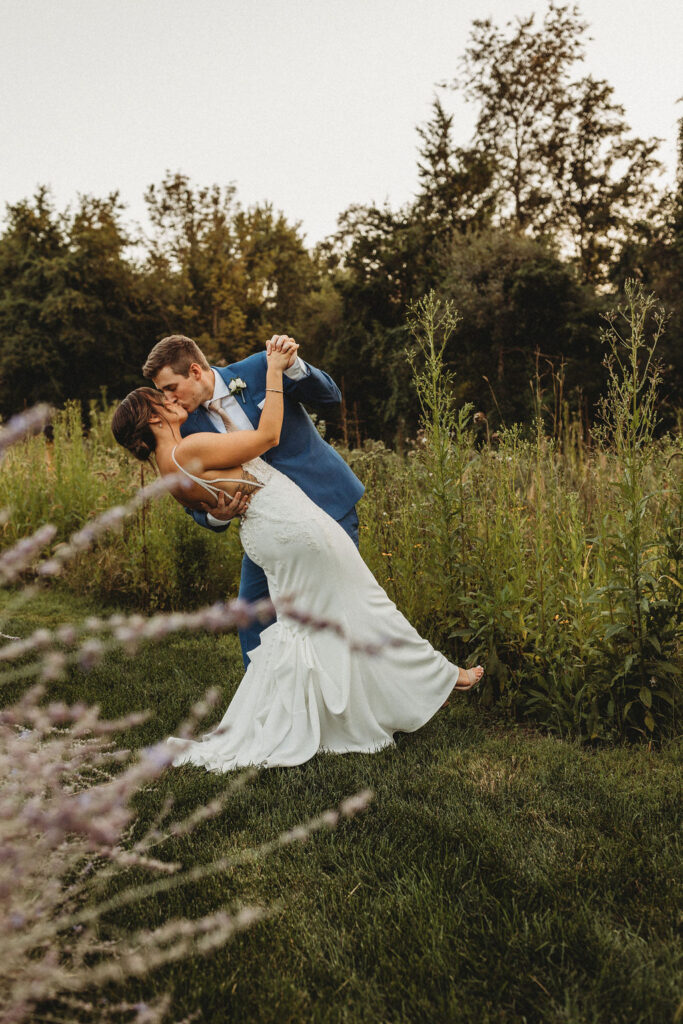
111, 387, 164, 462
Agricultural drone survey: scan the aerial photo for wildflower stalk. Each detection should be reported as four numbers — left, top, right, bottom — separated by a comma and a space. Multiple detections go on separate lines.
596, 280, 671, 735
406, 291, 473, 655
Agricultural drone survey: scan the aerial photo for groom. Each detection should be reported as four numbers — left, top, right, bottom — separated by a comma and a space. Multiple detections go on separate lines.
143, 333, 364, 666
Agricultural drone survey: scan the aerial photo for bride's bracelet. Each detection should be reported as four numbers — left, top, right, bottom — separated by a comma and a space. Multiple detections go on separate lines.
266, 388, 283, 393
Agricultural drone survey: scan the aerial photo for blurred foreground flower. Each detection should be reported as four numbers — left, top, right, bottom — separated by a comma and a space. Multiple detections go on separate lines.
0, 405, 52, 459
0, 685, 373, 1023
0, 406, 376, 1023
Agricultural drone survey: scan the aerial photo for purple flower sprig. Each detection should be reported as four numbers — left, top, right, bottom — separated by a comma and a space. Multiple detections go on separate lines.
0, 525, 58, 583
0, 598, 277, 688
0, 404, 52, 460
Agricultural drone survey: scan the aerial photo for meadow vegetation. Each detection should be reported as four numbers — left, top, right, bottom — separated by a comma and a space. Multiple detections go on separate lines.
0, 400, 244, 610
2, 286, 680, 744
354, 286, 681, 743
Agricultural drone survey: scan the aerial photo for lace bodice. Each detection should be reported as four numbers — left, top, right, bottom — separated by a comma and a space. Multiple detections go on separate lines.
241, 456, 278, 487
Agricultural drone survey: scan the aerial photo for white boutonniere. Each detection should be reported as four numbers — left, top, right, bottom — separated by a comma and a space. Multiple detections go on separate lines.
228, 377, 247, 403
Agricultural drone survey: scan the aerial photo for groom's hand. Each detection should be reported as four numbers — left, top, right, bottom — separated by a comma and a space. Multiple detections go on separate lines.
197, 490, 250, 522
266, 334, 298, 369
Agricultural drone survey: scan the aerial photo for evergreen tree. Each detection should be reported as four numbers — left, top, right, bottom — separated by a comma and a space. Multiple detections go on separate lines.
415, 97, 495, 235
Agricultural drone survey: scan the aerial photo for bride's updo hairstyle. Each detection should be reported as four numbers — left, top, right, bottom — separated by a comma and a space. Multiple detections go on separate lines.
111, 387, 164, 462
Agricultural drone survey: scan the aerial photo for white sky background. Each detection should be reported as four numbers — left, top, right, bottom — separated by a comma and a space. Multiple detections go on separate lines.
2, 0, 681, 246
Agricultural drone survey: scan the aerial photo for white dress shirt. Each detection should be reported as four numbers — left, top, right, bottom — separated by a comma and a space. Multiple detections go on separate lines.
204, 359, 307, 526
203, 360, 308, 434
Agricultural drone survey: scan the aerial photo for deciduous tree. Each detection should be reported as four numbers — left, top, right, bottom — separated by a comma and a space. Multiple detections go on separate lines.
143, 172, 314, 362
451, 1, 588, 233
0, 190, 147, 416
449, 2, 661, 283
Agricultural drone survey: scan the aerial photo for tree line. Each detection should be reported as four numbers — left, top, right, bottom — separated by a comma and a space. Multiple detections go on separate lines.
1, 1, 681, 440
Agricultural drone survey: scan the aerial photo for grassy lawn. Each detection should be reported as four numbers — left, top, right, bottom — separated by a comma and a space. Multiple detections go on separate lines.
2, 589, 681, 1024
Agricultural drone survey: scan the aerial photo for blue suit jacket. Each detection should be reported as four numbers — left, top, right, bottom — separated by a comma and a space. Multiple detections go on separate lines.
180, 353, 364, 532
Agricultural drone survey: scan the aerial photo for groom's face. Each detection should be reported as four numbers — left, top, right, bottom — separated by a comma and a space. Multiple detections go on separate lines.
154, 363, 207, 413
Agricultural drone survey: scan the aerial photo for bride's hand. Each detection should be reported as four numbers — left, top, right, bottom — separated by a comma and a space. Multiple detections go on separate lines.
267, 337, 298, 372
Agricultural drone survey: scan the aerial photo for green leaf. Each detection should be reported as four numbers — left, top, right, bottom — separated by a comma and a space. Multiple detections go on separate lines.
639, 687, 652, 708
652, 661, 680, 675
644, 711, 655, 732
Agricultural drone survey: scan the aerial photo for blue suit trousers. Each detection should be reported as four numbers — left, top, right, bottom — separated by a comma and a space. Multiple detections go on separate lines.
237, 505, 360, 667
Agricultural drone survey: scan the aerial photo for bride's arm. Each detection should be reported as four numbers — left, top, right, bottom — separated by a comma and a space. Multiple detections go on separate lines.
177, 350, 291, 471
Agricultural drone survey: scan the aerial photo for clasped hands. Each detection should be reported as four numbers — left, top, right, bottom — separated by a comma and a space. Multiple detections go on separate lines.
266, 333, 299, 369
197, 334, 298, 523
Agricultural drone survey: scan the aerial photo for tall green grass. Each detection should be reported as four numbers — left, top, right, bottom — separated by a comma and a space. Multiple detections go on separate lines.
0, 400, 243, 609
351, 286, 681, 742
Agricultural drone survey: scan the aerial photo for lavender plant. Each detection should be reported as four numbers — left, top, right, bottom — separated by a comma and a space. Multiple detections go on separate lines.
0, 408, 374, 1024
0, 684, 372, 1023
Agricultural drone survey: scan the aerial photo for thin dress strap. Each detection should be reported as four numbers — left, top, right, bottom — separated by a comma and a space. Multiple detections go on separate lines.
171, 446, 264, 499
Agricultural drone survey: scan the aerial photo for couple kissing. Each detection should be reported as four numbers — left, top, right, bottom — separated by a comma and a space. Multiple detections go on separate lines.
112, 333, 483, 771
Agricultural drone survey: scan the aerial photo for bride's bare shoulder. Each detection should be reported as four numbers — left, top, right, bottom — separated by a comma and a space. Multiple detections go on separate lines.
175, 433, 215, 458
174, 432, 233, 471
175, 434, 201, 456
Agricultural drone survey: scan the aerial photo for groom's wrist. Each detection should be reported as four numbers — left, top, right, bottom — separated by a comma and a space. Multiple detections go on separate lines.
284, 356, 308, 381
207, 512, 231, 527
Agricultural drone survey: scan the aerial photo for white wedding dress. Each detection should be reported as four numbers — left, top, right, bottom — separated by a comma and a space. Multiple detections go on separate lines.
168, 457, 461, 771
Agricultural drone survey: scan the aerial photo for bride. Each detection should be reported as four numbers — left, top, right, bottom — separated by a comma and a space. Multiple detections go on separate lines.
112, 344, 483, 770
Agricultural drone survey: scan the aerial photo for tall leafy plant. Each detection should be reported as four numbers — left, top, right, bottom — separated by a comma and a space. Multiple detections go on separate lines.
406, 292, 474, 657
595, 280, 680, 738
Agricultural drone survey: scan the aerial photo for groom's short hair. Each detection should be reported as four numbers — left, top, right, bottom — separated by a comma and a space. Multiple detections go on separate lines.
143, 335, 210, 379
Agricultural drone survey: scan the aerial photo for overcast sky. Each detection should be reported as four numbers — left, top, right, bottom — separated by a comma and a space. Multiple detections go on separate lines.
2, 0, 681, 245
